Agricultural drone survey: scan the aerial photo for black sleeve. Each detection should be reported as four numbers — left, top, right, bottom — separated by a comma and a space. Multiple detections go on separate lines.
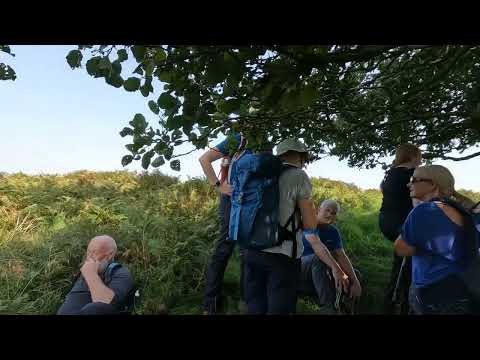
108, 267, 134, 308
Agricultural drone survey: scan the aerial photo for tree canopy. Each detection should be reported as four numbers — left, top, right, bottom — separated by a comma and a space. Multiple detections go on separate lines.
5, 45, 480, 171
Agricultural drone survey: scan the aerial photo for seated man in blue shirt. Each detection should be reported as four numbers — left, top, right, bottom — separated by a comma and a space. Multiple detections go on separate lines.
57, 235, 134, 315
299, 200, 362, 313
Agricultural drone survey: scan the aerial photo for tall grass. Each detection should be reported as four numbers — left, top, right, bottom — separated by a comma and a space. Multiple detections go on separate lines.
0, 170, 477, 314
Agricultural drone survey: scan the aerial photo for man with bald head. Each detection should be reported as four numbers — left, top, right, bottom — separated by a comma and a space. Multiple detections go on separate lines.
57, 235, 134, 315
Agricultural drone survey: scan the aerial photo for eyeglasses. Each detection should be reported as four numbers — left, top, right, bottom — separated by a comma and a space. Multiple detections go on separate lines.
409, 177, 433, 184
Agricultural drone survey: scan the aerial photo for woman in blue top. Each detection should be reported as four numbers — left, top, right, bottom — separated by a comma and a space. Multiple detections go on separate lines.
394, 165, 478, 314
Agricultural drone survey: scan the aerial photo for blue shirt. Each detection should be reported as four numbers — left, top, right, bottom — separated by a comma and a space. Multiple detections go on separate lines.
302, 224, 343, 257
402, 202, 469, 288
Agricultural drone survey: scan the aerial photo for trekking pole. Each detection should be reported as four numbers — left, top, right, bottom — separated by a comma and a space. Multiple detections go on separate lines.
391, 257, 406, 304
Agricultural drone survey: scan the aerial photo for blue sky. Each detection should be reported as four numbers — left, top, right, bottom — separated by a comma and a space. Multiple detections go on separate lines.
1, 45, 479, 191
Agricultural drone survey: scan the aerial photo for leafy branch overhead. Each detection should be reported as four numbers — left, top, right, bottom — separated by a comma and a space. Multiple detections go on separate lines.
66, 45, 480, 170
0, 45, 16, 81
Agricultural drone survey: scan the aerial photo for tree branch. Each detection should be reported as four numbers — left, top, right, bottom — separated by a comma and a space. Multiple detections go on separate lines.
439, 151, 480, 161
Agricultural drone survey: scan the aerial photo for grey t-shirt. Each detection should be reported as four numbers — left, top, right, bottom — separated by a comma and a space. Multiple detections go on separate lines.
57, 266, 134, 315
262, 164, 313, 258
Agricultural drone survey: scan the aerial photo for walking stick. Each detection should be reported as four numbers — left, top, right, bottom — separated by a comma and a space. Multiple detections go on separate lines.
391, 257, 406, 304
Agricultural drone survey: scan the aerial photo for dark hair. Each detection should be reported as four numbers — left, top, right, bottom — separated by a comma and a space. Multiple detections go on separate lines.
391, 143, 421, 167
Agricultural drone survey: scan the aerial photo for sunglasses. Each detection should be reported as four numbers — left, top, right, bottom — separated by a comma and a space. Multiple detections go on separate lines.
409, 176, 434, 184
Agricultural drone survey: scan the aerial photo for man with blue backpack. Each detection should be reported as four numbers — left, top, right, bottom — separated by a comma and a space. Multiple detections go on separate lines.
57, 235, 135, 315
199, 132, 246, 314
228, 138, 349, 314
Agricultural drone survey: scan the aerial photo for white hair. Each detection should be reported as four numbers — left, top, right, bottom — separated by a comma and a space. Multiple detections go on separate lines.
320, 199, 340, 213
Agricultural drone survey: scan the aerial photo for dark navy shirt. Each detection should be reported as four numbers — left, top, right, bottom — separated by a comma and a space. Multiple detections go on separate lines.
57, 266, 133, 315
302, 224, 343, 257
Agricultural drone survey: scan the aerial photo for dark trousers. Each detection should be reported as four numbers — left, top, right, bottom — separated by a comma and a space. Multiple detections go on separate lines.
299, 254, 362, 307
299, 254, 336, 306
379, 213, 412, 314
203, 194, 244, 313
384, 252, 412, 315
409, 275, 472, 315
63, 302, 119, 315
243, 249, 300, 315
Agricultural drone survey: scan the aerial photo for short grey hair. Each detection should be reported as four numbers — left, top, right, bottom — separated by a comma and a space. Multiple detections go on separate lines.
320, 199, 340, 213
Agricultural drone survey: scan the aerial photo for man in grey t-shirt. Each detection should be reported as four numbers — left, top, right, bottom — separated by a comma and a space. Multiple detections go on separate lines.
243, 139, 349, 314
57, 235, 134, 315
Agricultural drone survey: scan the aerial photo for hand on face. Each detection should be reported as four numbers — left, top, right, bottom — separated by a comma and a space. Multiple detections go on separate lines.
81, 257, 100, 277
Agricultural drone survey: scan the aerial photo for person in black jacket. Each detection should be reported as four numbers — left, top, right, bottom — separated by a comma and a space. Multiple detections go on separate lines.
379, 144, 422, 314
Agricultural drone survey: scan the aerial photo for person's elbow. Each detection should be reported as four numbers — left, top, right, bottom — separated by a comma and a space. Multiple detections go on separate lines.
394, 236, 415, 257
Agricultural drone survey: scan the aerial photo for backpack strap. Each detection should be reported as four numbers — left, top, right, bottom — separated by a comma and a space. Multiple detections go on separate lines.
103, 262, 122, 285
472, 201, 480, 212
278, 163, 302, 258
432, 197, 479, 260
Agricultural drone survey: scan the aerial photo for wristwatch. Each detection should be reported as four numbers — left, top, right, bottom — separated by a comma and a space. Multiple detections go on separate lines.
215, 180, 221, 187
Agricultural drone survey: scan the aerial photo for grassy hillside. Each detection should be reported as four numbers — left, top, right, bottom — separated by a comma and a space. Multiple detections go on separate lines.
0, 171, 478, 315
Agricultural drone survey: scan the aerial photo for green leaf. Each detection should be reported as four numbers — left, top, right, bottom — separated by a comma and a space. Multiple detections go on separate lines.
141, 151, 155, 169
105, 74, 124, 88
119, 127, 134, 137
0, 45, 11, 54
140, 85, 150, 97
206, 58, 228, 85
97, 57, 111, 71
188, 132, 198, 141
172, 129, 182, 139
133, 64, 144, 76
166, 115, 184, 130
202, 102, 217, 114
121, 155, 134, 167
124, 77, 141, 92
164, 147, 174, 160
66, 50, 82, 69
0, 63, 16, 81
125, 144, 138, 153
86, 57, 100, 76
148, 100, 160, 114
111, 60, 122, 75
131, 45, 146, 62
154, 49, 166, 64
217, 98, 241, 114
170, 160, 181, 171
151, 156, 165, 168
197, 113, 211, 127
157, 71, 173, 83
145, 61, 155, 76
158, 92, 178, 110
299, 84, 319, 107
129, 113, 148, 131
117, 49, 128, 62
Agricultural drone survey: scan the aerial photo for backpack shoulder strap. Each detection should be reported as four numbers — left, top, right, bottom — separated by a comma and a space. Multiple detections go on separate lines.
472, 201, 480, 212
104, 262, 122, 284
433, 197, 479, 260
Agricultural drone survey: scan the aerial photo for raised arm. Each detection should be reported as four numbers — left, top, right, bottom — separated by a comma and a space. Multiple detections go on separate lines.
199, 148, 232, 195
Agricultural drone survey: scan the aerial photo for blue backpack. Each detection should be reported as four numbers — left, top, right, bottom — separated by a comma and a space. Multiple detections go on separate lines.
228, 152, 302, 257
433, 198, 480, 300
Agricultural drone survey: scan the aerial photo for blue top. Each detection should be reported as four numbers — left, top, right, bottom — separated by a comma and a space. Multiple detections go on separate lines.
302, 224, 343, 257
402, 202, 470, 288
214, 133, 242, 156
